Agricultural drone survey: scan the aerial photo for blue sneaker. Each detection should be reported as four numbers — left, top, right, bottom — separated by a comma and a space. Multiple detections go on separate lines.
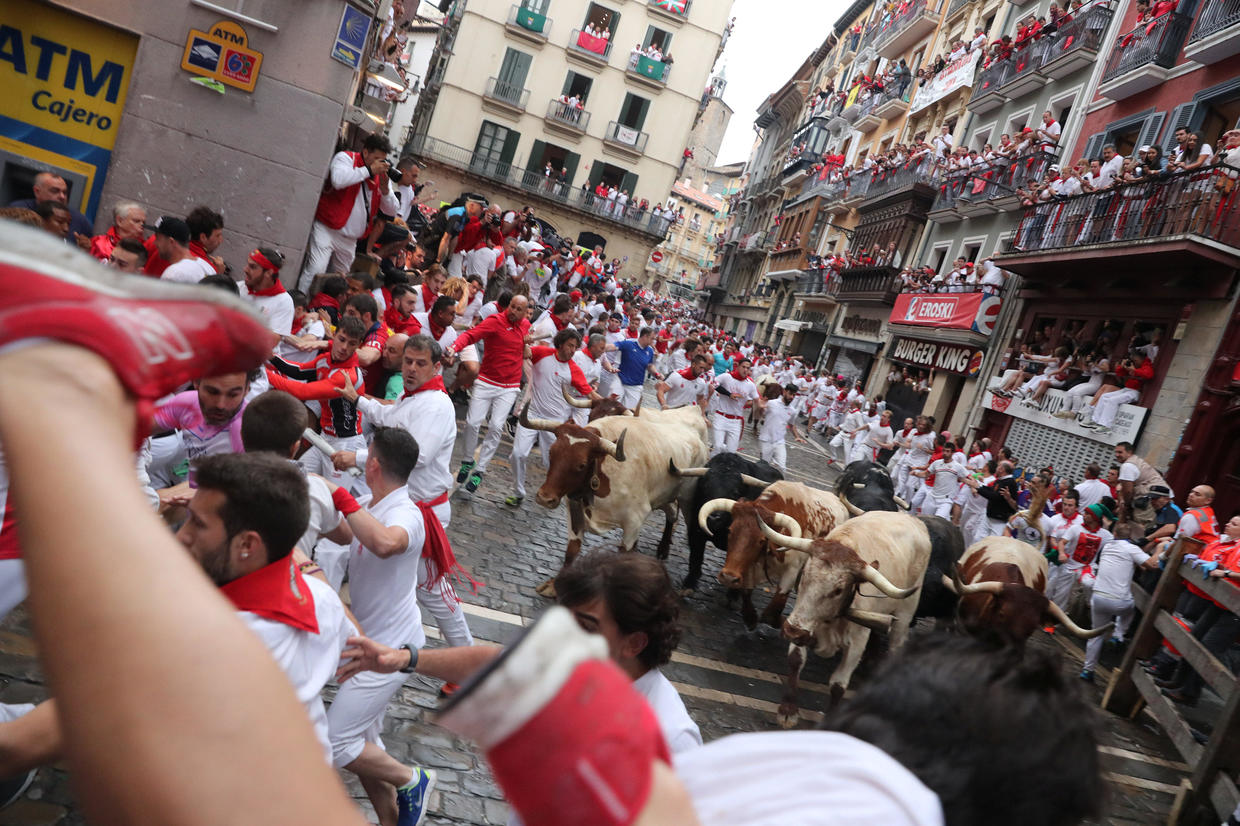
396, 767, 437, 826
1079, 669, 1094, 683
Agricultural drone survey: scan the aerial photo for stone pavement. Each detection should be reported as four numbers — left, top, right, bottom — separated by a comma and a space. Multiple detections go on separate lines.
0, 389, 1198, 824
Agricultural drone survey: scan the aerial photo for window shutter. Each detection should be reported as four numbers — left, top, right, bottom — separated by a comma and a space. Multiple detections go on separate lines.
525, 139, 546, 171
1164, 102, 1197, 154
1136, 111, 1166, 154
498, 128, 521, 170
1081, 132, 1105, 162
621, 170, 639, 194
563, 150, 580, 187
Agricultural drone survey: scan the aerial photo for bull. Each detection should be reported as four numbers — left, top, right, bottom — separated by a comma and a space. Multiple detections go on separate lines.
834, 460, 909, 514
698, 481, 849, 630
667, 453, 783, 594
758, 511, 932, 727
944, 536, 1114, 645
561, 384, 636, 421
519, 403, 708, 597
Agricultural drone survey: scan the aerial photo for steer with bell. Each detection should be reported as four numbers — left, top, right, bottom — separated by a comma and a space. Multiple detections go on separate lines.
759, 510, 934, 727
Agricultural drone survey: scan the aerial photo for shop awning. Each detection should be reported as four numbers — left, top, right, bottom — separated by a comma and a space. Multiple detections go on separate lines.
773, 318, 811, 332
765, 269, 802, 281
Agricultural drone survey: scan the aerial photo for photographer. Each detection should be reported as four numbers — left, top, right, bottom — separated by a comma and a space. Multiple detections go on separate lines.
298, 134, 399, 291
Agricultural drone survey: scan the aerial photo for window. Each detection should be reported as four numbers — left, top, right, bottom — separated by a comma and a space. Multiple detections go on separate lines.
619, 92, 650, 130
643, 25, 673, 53
583, 3, 617, 34
562, 71, 593, 102
521, 0, 550, 12
962, 242, 981, 263
496, 48, 532, 97
473, 121, 520, 175
929, 243, 950, 274
1196, 94, 1240, 148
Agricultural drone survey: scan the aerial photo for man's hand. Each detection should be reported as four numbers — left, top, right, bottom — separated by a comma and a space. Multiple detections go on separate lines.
336, 635, 411, 682
336, 374, 359, 403
73, 233, 91, 252
332, 450, 357, 471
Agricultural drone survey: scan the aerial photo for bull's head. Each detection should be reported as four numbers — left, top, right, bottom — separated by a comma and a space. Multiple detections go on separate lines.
561, 385, 633, 422
520, 403, 626, 508
758, 520, 920, 645
701, 499, 802, 587
943, 571, 1114, 644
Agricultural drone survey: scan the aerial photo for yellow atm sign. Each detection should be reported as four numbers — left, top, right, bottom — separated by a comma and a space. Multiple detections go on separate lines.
0, 1, 137, 149
181, 20, 263, 93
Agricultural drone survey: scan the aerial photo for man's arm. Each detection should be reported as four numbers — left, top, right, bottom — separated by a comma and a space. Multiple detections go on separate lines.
268, 354, 318, 380
326, 483, 411, 558
356, 344, 381, 368
656, 380, 670, 409
265, 368, 350, 402
329, 151, 374, 190
336, 634, 501, 684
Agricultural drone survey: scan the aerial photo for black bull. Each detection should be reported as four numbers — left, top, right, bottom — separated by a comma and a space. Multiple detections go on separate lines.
835, 460, 899, 512
671, 453, 783, 592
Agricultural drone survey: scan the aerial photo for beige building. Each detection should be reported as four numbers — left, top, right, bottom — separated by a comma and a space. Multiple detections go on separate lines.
405, 0, 732, 267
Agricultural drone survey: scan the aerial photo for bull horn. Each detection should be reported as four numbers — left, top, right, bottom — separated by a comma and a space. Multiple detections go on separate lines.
622, 408, 634, 417
757, 515, 814, 551
846, 608, 894, 632
893, 495, 910, 510
739, 474, 774, 490
697, 497, 736, 535
852, 482, 866, 489
668, 459, 708, 477
945, 566, 1005, 597
561, 384, 593, 409
519, 401, 562, 432
839, 492, 865, 517
859, 563, 920, 599
1045, 601, 1114, 639
765, 511, 803, 540
633, 397, 642, 417
597, 428, 626, 462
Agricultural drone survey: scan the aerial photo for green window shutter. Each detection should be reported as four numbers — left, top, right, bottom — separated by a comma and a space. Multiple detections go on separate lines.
563, 150, 580, 186
526, 139, 546, 171
499, 128, 521, 171
621, 171, 638, 195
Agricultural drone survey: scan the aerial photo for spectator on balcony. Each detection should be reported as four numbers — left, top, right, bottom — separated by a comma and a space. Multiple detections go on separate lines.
932, 126, 954, 158
979, 258, 1009, 295
1084, 349, 1153, 434
1036, 111, 1061, 153
970, 27, 989, 51
1170, 129, 1213, 176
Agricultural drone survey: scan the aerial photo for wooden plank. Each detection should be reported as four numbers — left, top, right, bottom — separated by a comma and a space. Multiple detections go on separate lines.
1131, 581, 1151, 614
1187, 661, 1240, 824
1208, 773, 1240, 826
1131, 667, 1203, 766
1178, 561, 1240, 617
1152, 611, 1236, 702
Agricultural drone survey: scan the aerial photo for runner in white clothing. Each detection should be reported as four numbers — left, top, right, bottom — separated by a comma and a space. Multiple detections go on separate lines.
569, 333, 614, 425
657, 353, 713, 411
915, 442, 968, 518
711, 358, 760, 455
758, 384, 806, 474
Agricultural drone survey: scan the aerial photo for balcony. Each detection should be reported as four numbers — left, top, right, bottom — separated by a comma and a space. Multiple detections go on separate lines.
968, 58, 1012, 112
860, 155, 940, 206
781, 155, 816, 185
482, 76, 529, 116
795, 269, 838, 304
999, 164, 1240, 296
1040, 4, 1114, 77
405, 134, 673, 239
602, 120, 648, 158
946, 0, 972, 20
1098, 11, 1193, 101
567, 28, 612, 67
647, 0, 691, 24
873, 0, 942, 60
626, 54, 670, 89
932, 151, 1057, 217
505, 4, 551, 45
830, 266, 902, 305
1185, 0, 1240, 64
544, 98, 590, 136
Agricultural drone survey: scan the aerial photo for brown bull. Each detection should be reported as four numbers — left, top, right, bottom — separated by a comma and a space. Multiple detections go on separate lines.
698, 481, 849, 630
561, 384, 637, 421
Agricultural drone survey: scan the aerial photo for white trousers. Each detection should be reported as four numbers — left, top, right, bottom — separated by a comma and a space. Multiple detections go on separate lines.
760, 439, 787, 474
326, 668, 407, 768
846, 438, 870, 465
619, 383, 643, 410
464, 382, 520, 473
1064, 379, 1102, 412
1092, 387, 1138, 428
919, 492, 953, 519
712, 414, 742, 455
598, 370, 620, 399
1046, 561, 1088, 609
1083, 592, 1132, 671
828, 431, 848, 464
0, 559, 26, 621
299, 221, 358, 293
417, 555, 474, 648
510, 424, 554, 498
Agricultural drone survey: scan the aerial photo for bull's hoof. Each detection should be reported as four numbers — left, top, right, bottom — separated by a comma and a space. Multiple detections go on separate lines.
742, 607, 758, 631
828, 684, 846, 708
679, 575, 699, 594
535, 578, 557, 599
655, 544, 671, 561
776, 704, 800, 729
760, 607, 784, 629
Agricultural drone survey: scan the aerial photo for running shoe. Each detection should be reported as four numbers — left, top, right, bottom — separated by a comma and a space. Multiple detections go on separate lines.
456, 460, 476, 484
396, 767, 437, 826
504, 494, 524, 507
1078, 669, 1094, 683
0, 768, 35, 809
464, 470, 483, 494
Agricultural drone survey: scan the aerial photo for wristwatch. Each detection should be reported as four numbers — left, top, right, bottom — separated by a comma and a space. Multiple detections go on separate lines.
399, 644, 420, 673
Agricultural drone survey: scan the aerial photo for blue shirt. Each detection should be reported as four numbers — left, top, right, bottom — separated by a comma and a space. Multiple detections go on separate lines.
1154, 501, 1184, 527
616, 339, 655, 386
712, 352, 734, 376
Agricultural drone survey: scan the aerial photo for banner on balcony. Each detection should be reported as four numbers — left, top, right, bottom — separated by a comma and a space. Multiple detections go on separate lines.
982, 379, 1147, 446
909, 50, 981, 114
889, 336, 985, 376
890, 292, 1001, 334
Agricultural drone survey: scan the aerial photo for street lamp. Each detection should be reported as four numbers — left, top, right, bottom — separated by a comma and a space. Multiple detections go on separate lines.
367, 61, 407, 91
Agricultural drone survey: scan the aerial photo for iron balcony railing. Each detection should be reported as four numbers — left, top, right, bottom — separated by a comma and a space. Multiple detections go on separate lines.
873, 0, 931, 49
545, 98, 590, 130
860, 154, 940, 202
604, 120, 649, 153
405, 134, 673, 237
971, 56, 1013, 99
508, 4, 551, 36
947, 0, 972, 17
627, 53, 671, 84
569, 28, 613, 60
484, 76, 529, 108
933, 150, 1058, 210
1101, 11, 1192, 82
1188, 0, 1240, 42
1007, 163, 1240, 253
970, 4, 1114, 102
796, 269, 834, 295
829, 266, 903, 302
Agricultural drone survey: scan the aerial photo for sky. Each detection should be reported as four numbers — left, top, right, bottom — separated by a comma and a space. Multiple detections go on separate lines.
714, 0, 853, 166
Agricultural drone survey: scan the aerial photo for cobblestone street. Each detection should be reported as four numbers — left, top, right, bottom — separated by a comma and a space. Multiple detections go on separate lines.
0, 390, 1198, 825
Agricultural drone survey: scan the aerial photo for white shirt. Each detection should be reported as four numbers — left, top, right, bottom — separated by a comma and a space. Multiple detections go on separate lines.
461, 293, 484, 326
241, 286, 295, 336
1095, 155, 1124, 188
412, 311, 458, 351
301, 473, 340, 558
528, 347, 591, 419
759, 397, 797, 443
1119, 462, 1141, 484
927, 458, 967, 498
356, 390, 456, 521
160, 256, 214, 284
664, 370, 710, 409
396, 183, 416, 223
1091, 539, 1150, 599
1074, 478, 1111, 509
1046, 511, 1082, 543
865, 423, 894, 451
907, 431, 935, 466
1061, 525, 1113, 567
326, 150, 400, 239
713, 372, 759, 417
348, 488, 426, 647
633, 668, 701, 754
1007, 511, 1049, 555
239, 575, 356, 763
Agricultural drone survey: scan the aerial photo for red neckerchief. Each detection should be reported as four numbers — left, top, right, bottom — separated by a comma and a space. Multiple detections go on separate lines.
310, 294, 339, 311
220, 556, 318, 633
250, 280, 287, 297
626, 329, 640, 339
421, 282, 436, 310
402, 375, 447, 399
291, 315, 305, 335
678, 367, 698, 380
416, 500, 481, 594
551, 314, 569, 331
728, 367, 747, 382
428, 318, 447, 341
189, 241, 219, 272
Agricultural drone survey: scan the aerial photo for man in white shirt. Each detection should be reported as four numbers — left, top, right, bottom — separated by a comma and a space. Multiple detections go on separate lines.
829, 399, 866, 466
916, 441, 968, 518
711, 358, 760, 455
392, 158, 421, 223
299, 133, 399, 291
154, 217, 214, 284
657, 353, 712, 411
758, 384, 805, 474
857, 409, 896, 465
900, 418, 936, 502
1074, 463, 1111, 508
571, 333, 614, 425
932, 126, 953, 158
1035, 110, 1061, 153
1081, 539, 1163, 681
240, 248, 294, 336
324, 427, 438, 825
1048, 504, 1114, 610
